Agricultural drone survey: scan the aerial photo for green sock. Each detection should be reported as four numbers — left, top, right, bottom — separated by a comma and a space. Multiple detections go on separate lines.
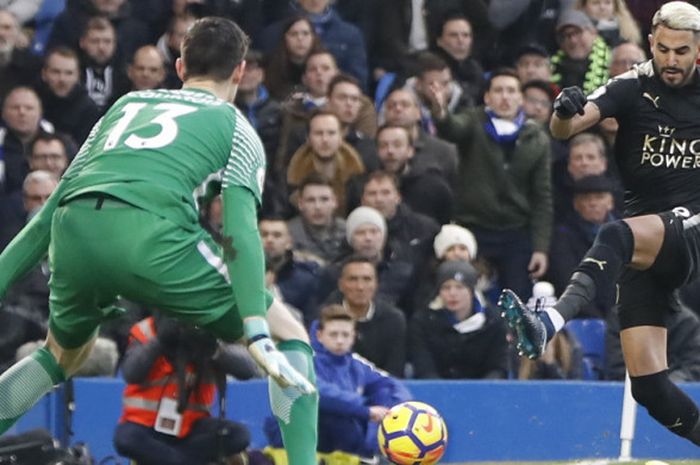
270, 340, 318, 465
0, 347, 65, 434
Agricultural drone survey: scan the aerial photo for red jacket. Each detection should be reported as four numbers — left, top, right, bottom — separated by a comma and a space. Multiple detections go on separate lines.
119, 317, 216, 437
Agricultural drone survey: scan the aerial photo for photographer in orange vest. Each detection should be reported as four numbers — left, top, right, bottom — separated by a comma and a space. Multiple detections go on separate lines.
113, 313, 258, 465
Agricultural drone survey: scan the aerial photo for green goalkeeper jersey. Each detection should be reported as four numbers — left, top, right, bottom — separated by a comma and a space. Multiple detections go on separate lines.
0, 87, 270, 322
60, 88, 265, 231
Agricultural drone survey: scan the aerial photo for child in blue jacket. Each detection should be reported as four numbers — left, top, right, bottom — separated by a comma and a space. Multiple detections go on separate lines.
314, 304, 411, 458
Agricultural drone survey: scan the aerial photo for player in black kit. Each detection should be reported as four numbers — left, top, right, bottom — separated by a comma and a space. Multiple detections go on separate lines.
499, 1, 700, 445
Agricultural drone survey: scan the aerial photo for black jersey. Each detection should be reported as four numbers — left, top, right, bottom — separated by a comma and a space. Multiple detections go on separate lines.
589, 60, 700, 216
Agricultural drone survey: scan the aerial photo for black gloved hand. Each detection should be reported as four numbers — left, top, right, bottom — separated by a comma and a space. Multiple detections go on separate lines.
553, 86, 587, 119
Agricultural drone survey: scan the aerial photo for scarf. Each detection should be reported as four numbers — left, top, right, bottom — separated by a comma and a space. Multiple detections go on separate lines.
551, 36, 610, 95
483, 108, 526, 145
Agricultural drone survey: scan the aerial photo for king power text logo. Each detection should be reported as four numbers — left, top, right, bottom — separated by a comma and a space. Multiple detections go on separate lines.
641, 125, 700, 169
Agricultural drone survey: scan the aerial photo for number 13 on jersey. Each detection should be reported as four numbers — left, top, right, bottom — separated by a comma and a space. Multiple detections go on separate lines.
104, 102, 197, 151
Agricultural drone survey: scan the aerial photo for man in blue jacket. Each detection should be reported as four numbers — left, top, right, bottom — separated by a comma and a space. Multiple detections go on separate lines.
314, 304, 411, 458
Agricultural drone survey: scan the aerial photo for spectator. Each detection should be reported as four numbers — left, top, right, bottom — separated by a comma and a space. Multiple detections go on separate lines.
373, 0, 428, 76
313, 304, 411, 456
260, 216, 320, 327
287, 111, 365, 215
287, 175, 347, 265
264, 15, 323, 101
375, 0, 492, 73
274, 49, 338, 172
434, 224, 478, 263
124, 45, 166, 93
423, 2, 495, 60
551, 9, 611, 95
487, 0, 569, 66
156, 14, 196, 89
426, 68, 553, 300
608, 41, 646, 78
0, 86, 53, 195
403, 52, 472, 136
28, 132, 70, 177
280, 71, 379, 176
513, 43, 554, 87
521, 79, 569, 167
113, 315, 254, 465
576, 0, 642, 47
361, 124, 453, 224
316, 206, 416, 315
382, 89, 458, 186
552, 132, 620, 221
360, 171, 439, 276
0, 9, 42, 103
606, 304, 700, 383
567, 132, 609, 180
547, 175, 618, 318
412, 223, 480, 315
78, 16, 127, 111
258, 0, 368, 88
325, 74, 379, 169
321, 259, 408, 377
409, 260, 509, 379
433, 13, 485, 105
37, 47, 101, 144
522, 80, 556, 126
47, 0, 150, 65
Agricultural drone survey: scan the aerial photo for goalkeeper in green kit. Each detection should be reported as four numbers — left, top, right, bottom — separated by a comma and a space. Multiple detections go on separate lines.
0, 17, 318, 465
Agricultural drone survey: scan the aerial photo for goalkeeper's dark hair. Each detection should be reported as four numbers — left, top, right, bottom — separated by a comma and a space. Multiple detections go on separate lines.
181, 16, 249, 81
318, 304, 355, 329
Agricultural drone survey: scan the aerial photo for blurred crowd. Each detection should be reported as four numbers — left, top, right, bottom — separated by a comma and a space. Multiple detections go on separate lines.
2, 0, 700, 384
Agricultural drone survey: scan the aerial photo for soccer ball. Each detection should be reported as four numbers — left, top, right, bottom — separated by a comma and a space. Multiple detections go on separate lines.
377, 401, 447, 465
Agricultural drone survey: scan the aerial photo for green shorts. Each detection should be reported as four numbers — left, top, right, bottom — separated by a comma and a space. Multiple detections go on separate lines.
49, 196, 246, 348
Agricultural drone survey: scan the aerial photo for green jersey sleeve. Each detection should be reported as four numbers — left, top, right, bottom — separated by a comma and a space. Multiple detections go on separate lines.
218, 110, 268, 320
221, 109, 266, 205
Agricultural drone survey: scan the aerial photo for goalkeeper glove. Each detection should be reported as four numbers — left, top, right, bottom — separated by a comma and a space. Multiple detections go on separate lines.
553, 86, 587, 119
244, 317, 315, 394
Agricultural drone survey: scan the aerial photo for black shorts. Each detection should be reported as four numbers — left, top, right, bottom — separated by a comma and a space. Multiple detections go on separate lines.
617, 207, 700, 330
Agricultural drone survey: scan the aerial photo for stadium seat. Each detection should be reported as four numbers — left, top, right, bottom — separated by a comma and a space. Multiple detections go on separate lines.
565, 318, 607, 380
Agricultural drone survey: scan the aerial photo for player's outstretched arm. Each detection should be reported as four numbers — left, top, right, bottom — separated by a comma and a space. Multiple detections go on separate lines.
221, 186, 314, 394
0, 181, 67, 297
550, 86, 602, 139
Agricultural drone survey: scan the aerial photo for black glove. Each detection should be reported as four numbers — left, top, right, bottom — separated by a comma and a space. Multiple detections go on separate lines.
553, 86, 587, 119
